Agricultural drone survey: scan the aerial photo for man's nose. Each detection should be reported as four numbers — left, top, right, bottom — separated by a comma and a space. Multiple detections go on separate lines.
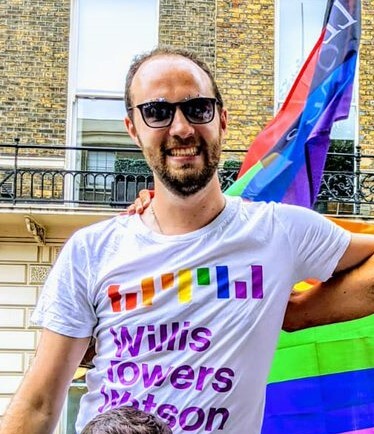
168, 107, 195, 139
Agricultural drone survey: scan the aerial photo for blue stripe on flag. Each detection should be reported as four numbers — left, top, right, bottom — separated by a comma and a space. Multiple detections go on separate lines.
262, 368, 374, 434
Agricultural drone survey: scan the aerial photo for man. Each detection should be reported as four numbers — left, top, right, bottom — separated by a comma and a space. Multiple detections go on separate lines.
1, 47, 373, 434
81, 406, 172, 434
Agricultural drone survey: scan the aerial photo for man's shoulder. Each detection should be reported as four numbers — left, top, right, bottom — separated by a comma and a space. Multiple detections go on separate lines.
231, 198, 330, 232
232, 197, 276, 218
74, 214, 120, 235
68, 214, 131, 246
237, 199, 324, 220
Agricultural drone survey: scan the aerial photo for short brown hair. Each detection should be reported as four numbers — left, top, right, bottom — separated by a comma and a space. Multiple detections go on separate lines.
81, 406, 172, 434
124, 46, 224, 115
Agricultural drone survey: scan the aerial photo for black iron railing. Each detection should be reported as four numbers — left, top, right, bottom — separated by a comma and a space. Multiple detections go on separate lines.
0, 142, 373, 216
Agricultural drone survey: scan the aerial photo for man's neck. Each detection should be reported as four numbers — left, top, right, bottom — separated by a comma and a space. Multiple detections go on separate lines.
142, 176, 226, 235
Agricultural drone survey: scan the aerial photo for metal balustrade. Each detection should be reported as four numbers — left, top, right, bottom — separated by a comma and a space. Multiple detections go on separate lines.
0, 143, 373, 216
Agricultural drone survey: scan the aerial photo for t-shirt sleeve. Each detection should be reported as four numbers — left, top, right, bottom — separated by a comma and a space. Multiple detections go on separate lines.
31, 232, 97, 338
274, 204, 351, 283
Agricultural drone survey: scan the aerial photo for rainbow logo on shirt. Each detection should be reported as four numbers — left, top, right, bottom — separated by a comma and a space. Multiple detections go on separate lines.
108, 265, 263, 312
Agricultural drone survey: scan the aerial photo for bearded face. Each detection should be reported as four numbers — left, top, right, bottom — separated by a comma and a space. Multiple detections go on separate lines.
125, 56, 227, 196
138, 130, 222, 197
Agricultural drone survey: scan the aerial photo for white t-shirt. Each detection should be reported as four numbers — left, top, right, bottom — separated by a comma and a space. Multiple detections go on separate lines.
32, 197, 350, 433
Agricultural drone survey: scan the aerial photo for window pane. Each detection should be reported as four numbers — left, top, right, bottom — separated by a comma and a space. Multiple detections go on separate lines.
75, 98, 128, 190
84, 153, 115, 188
331, 106, 356, 140
66, 383, 88, 434
86, 151, 115, 172
77, 0, 158, 92
278, 0, 326, 101
76, 98, 130, 147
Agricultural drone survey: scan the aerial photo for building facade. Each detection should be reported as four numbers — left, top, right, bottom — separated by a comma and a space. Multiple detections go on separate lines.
0, 1, 373, 433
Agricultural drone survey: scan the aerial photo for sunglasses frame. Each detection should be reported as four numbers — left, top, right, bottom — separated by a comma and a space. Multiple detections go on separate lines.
128, 97, 220, 129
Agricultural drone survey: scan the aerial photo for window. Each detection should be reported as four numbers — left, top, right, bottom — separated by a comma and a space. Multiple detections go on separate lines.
276, 0, 358, 214
66, 0, 158, 203
75, 0, 158, 94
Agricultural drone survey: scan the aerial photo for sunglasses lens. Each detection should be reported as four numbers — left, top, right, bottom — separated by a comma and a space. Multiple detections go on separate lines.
137, 98, 217, 128
184, 98, 215, 124
141, 102, 173, 127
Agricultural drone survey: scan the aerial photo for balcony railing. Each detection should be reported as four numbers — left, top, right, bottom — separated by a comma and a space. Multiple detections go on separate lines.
0, 143, 373, 216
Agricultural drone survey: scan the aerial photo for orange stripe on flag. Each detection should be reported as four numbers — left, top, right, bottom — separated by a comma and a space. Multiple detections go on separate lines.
294, 217, 374, 292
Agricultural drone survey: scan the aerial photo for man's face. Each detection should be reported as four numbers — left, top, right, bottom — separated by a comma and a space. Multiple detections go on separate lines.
125, 55, 227, 197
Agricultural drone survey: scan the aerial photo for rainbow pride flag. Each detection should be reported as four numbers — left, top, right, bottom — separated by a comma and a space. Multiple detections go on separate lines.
262, 218, 374, 434
225, 0, 361, 208
262, 219, 374, 434
263, 318, 374, 433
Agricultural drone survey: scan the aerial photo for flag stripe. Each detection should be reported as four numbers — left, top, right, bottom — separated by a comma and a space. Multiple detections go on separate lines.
225, 160, 263, 196
268, 315, 374, 383
262, 369, 374, 434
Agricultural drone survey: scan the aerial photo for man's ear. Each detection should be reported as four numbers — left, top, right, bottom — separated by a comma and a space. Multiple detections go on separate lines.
124, 117, 141, 148
220, 108, 228, 136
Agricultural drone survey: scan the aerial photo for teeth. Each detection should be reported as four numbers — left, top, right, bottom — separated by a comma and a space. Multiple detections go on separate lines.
169, 147, 198, 157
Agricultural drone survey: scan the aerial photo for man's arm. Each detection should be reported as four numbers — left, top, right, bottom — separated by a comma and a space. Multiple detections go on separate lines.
0, 329, 90, 434
335, 232, 374, 272
283, 233, 374, 331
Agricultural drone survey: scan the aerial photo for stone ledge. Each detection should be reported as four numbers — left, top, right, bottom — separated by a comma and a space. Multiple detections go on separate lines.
0, 206, 117, 242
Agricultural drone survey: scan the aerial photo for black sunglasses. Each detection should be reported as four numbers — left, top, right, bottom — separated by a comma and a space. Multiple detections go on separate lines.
128, 97, 220, 128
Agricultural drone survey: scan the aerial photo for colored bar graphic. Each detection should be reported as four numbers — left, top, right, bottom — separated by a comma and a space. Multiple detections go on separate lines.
178, 269, 193, 303
262, 368, 374, 434
108, 284, 121, 312
251, 265, 263, 299
125, 293, 137, 310
161, 273, 174, 290
141, 278, 155, 306
197, 267, 210, 285
216, 266, 230, 299
235, 281, 247, 299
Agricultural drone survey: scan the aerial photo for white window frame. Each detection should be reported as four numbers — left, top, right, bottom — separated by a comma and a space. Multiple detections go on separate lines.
65, 0, 159, 204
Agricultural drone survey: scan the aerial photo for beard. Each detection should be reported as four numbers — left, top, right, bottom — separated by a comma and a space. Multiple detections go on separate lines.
138, 133, 222, 197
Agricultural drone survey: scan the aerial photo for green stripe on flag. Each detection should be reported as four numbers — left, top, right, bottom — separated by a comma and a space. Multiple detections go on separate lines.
268, 314, 374, 383
224, 161, 263, 196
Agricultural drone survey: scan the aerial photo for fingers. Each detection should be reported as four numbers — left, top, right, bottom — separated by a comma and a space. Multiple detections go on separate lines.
139, 189, 154, 202
135, 189, 153, 214
124, 189, 154, 215
125, 204, 136, 215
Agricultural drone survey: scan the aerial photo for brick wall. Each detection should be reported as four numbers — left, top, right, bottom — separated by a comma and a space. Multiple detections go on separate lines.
0, 0, 70, 146
0, 243, 60, 418
216, 0, 274, 153
158, 0, 274, 156
158, 0, 216, 70
359, 0, 374, 168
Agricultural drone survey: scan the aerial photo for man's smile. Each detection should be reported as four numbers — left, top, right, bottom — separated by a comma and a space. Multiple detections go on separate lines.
167, 146, 200, 157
